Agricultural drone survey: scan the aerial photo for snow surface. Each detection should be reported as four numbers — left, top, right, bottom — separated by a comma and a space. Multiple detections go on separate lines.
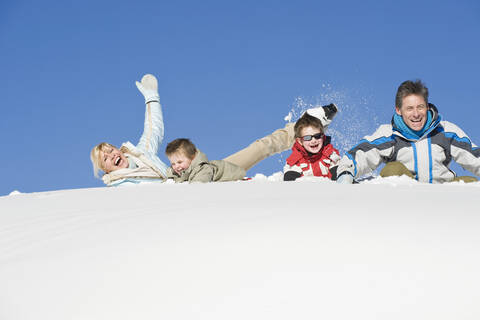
1, 176, 480, 320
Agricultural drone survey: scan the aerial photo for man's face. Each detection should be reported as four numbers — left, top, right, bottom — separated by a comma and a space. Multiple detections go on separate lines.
100, 146, 128, 173
168, 152, 193, 175
395, 94, 428, 131
296, 126, 324, 154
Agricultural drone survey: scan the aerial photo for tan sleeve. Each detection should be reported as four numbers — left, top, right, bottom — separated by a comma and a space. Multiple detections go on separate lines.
189, 163, 215, 183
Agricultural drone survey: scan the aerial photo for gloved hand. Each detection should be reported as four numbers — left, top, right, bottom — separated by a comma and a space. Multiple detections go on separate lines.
336, 172, 354, 184
283, 163, 306, 174
306, 103, 338, 127
283, 163, 306, 181
135, 74, 160, 104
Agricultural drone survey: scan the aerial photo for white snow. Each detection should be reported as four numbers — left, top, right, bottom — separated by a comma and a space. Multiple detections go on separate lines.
1, 176, 480, 320
283, 111, 293, 122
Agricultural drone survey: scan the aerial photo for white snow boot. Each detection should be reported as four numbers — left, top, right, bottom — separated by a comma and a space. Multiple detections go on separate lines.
135, 74, 160, 104
306, 103, 338, 127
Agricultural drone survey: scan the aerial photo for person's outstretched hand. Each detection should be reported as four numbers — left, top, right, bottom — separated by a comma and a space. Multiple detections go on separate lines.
136, 74, 160, 104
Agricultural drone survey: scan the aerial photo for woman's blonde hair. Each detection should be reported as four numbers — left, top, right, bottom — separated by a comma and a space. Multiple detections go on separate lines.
90, 142, 117, 178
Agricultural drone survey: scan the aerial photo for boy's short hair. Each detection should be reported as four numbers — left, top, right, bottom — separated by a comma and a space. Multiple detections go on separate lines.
294, 113, 324, 138
165, 138, 197, 159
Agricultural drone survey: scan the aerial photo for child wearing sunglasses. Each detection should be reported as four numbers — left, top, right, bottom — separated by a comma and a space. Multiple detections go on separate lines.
165, 104, 338, 183
283, 110, 340, 181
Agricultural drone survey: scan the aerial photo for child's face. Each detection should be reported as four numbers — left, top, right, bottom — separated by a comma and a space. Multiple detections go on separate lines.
168, 152, 193, 175
297, 126, 324, 154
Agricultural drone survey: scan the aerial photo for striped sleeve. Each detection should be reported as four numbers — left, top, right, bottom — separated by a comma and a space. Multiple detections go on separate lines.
441, 121, 480, 177
337, 124, 396, 178
136, 100, 165, 156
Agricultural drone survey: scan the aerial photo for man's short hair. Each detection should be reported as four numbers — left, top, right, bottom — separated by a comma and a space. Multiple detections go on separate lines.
294, 113, 324, 138
165, 138, 197, 159
395, 80, 429, 108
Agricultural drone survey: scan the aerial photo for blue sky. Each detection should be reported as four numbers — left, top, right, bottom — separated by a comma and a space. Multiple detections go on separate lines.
1, 0, 479, 194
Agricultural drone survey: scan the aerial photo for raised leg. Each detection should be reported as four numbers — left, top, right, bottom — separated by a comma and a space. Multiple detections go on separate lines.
223, 123, 295, 171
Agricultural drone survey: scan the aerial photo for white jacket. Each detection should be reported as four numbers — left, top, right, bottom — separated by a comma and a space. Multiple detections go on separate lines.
337, 105, 480, 183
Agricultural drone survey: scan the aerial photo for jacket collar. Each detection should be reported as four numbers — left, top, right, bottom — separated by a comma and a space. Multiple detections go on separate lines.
286, 136, 331, 165
391, 103, 442, 141
102, 141, 167, 185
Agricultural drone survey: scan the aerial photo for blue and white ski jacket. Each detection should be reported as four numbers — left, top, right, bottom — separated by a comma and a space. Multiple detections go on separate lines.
102, 99, 169, 186
337, 104, 480, 183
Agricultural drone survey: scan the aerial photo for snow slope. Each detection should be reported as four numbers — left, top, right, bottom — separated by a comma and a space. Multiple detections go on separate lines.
1, 177, 480, 320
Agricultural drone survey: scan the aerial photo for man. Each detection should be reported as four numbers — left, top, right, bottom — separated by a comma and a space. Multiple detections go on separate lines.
337, 80, 480, 184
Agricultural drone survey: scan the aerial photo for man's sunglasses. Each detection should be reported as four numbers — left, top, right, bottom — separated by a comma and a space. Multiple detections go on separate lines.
302, 133, 324, 141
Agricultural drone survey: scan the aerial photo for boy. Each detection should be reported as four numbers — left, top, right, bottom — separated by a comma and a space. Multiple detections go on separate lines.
165, 104, 339, 183
165, 138, 246, 183
283, 112, 340, 181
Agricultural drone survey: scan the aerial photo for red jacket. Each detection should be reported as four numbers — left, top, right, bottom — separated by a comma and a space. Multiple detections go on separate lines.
284, 138, 340, 180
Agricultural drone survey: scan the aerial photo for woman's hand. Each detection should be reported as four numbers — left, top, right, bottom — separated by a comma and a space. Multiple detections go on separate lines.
135, 74, 160, 104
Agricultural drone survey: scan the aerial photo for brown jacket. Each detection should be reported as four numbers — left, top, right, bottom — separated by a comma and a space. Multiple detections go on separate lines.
166, 149, 246, 183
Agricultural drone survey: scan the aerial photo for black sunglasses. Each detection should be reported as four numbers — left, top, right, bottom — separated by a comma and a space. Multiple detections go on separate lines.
302, 133, 324, 141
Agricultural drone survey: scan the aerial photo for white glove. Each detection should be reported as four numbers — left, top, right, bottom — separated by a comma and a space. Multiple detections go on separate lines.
336, 172, 354, 184
135, 74, 160, 104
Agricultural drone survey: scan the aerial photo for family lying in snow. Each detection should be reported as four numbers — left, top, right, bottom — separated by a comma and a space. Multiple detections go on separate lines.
90, 74, 480, 186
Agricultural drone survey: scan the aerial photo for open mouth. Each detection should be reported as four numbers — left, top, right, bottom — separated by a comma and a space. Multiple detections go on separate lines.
410, 119, 424, 128
115, 156, 121, 166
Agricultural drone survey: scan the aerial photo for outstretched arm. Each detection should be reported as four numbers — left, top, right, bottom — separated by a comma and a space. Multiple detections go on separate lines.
135, 74, 165, 156
337, 124, 395, 179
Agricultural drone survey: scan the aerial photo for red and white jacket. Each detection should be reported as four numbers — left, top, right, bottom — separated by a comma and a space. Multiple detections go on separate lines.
283, 138, 340, 181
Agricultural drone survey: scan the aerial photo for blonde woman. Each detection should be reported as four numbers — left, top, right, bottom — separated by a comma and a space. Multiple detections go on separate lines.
91, 74, 338, 186
90, 74, 169, 186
